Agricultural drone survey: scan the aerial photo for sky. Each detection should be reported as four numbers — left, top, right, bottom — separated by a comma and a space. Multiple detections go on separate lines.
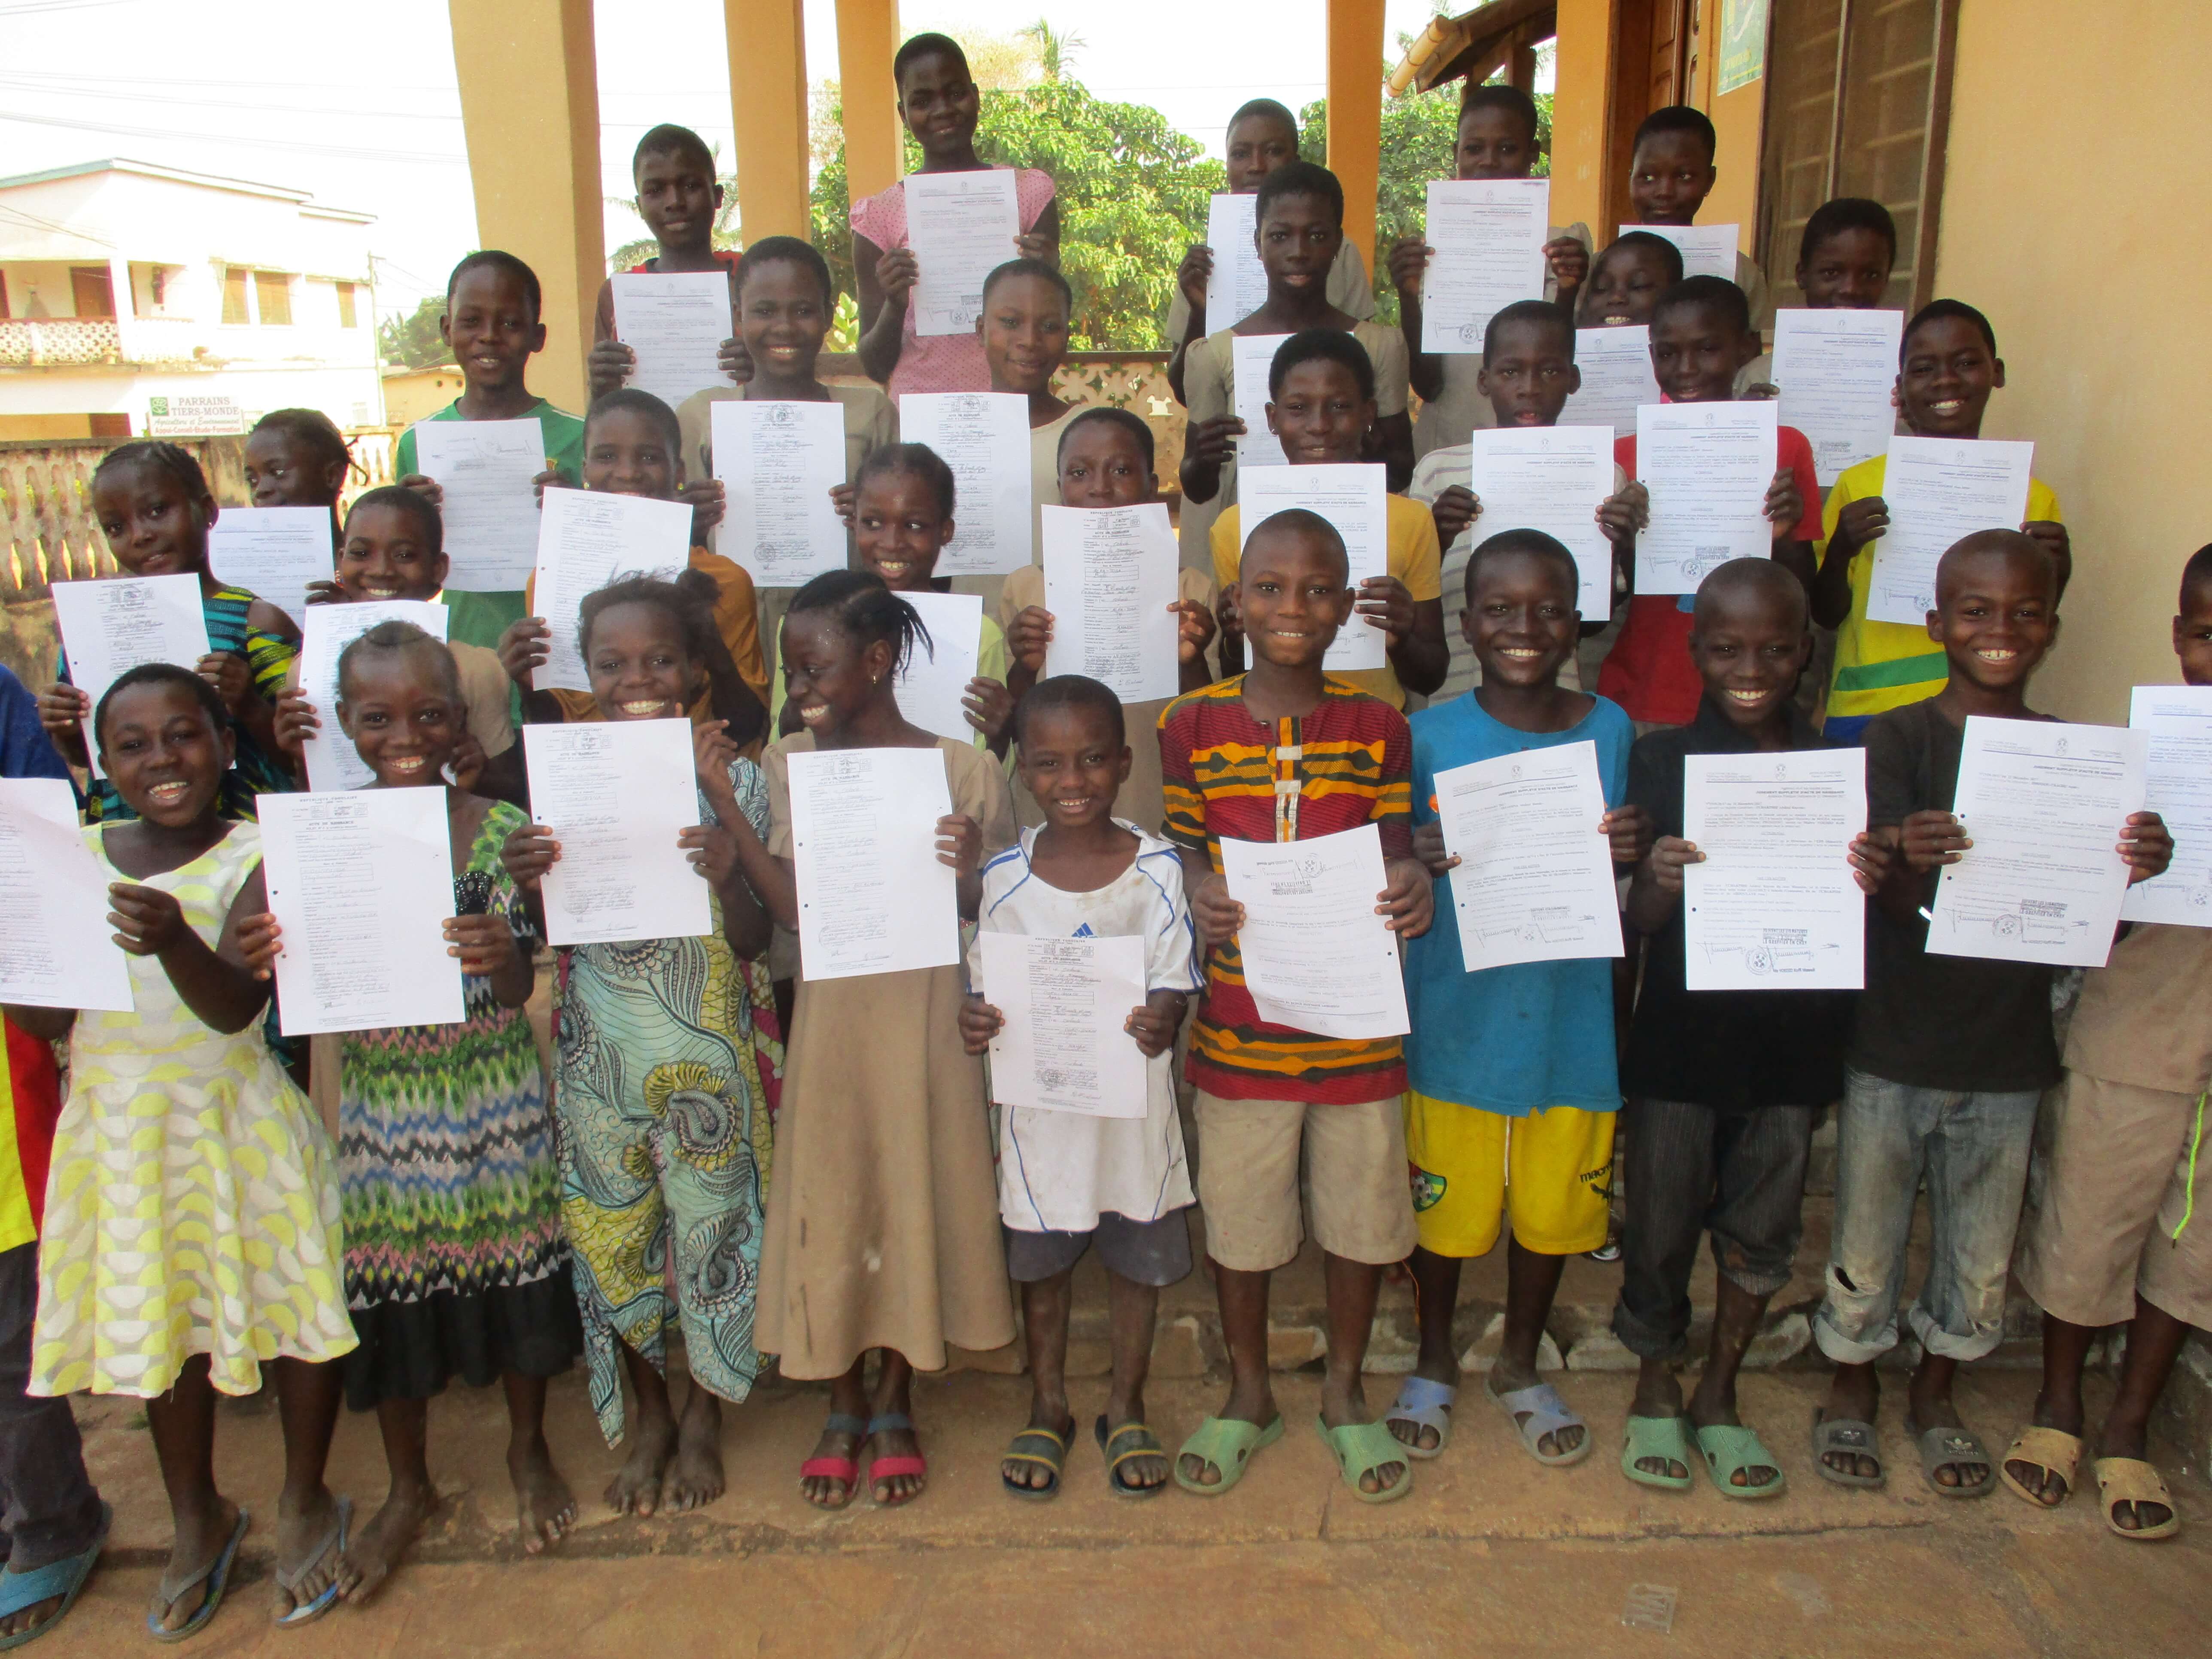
0, 0, 1472, 323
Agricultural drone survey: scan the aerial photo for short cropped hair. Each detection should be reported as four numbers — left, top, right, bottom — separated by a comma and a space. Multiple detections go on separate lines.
94, 661, 225, 747
1483, 298, 1574, 362
1799, 197, 1897, 268
1652, 274, 1752, 337
1464, 527, 1579, 605
1692, 556, 1808, 631
1268, 327, 1375, 401
1461, 82, 1540, 143
447, 250, 542, 321
1903, 298, 1998, 361
585, 387, 683, 458
1633, 104, 1717, 160
344, 483, 443, 560
2180, 544, 2212, 608
1014, 673, 1125, 747
855, 442, 957, 520
633, 123, 714, 178
337, 619, 462, 705
1935, 528, 2054, 603
1226, 98, 1299, 140
1254, 160, 1344, 228
894, 31, 969, 88
736, 234, 833, 304
981, 255, 1072, 313
1243, 507, 1348, 582
1057, 406, 1155, 471
1599, 230, 1685, 286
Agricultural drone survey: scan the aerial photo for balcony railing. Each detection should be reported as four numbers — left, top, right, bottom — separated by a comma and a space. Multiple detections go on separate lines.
0, 317, 122, 368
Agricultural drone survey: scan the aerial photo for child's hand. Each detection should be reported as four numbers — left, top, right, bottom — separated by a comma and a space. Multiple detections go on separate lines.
1847, 830, 1893, 895
1185, 414, 1246, 471
2120, 811, 2173, 885
1012, 229, 1055, 264
682, 479, 726, 539
1189, 871, 1242, 945
936, 812, 983, 874
397, 474, 444, 508
501, 822, 560, 890
1597, 481, 1649, 549
1412, 819, 1458, 875
1764, 468, 1804, 540
107, 881, 189, 956
304, 579, 343, 607
196, 651, 252, 717
235, 911, 283, 979
1214, 586, 1244, 644
273, 688, 319, 757
1899, 808, 1968, 872
1603, 805, 1653, 867
1377, 855, 1434, 938
1176, 244, 1212, 311
1355, 575, 1416, 647
1431, 485, 1482, 548
693, 717, 740, 790
1645, 835, 1703, 894
496, 618, 551, 689
829, 482, 856, 527
1005, 606, 1052, 675
1542, 235, 1589, 296
717, 336, 755, 384
1386, 236, 1431, 299
1125, 997, 1183, 1058
958, 994, 1003, 1055
1173, 598, 1216, 663
680, 823, 741, 891
587, 339, 636, 401
962, 677, 1014, 743
2022, 519, 2072, 589
449, 729, 486, 792
1832, 495, 1889, 553
1740, 380, 1781, 401
444, 912, 516, 975
40, 681, 89, 741
530, 468, 566, 509
875, 246, 919, 303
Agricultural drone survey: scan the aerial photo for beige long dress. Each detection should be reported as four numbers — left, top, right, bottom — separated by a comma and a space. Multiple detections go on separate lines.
754, 734, 1018, 1378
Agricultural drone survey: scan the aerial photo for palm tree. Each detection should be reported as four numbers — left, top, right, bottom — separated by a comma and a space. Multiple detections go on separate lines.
1018, 18, 1085, 82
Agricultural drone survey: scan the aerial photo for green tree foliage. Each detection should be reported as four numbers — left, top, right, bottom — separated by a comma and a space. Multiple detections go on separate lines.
376, 295, 452, 369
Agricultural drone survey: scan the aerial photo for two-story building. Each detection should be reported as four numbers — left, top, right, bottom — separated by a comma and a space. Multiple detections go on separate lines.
0, 158, 386, 441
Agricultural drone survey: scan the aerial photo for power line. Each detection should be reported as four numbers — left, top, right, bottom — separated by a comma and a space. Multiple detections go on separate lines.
0, 108, 466, 166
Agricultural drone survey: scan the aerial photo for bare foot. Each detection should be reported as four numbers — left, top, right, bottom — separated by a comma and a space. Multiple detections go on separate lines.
605, 1410, 677, 1517
337, 1483, 434, 1607
800, 1416, 863, 1510
270, 1487, 346, 1622
663, 1392, 726, 1513
148, 1499, 241, 1636
510, 1437, 576, 1554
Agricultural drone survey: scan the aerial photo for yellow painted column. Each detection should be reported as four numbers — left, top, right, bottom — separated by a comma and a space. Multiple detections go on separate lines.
836, 0, 904, 207
447, 0, 603, 415
727, 0, 812, 242
1325, 0, 1385, 278
1548, 0, 1617, 240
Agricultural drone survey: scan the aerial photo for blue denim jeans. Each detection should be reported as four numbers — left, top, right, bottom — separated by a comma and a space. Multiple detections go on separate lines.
1812, 1067, 2039, 1365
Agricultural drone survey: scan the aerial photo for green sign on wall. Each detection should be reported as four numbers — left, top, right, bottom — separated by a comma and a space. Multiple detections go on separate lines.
1717, 0, 1768, 96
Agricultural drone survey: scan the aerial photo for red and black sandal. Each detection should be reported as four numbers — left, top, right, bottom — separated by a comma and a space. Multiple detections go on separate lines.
799, 1412, 867, 1509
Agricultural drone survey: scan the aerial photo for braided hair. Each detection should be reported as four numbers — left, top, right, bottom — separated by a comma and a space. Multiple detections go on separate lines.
785, 568, 933, 675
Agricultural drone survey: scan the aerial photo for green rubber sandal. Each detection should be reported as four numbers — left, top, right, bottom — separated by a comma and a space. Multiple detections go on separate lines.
1621, 1415, 1695, 1491
1314, 1417, 1413, 1505
1695, 1422, 1788, 1500
1172, 1415, 1284, 1496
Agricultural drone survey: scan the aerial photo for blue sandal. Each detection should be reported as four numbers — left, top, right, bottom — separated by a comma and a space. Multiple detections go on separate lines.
1382, 1376, 1456, 1461
1486, 1376, 1593, 1468
0, 1502, 108, 1650
147, 1506, 249, 1644
272, 1495, 351, 1628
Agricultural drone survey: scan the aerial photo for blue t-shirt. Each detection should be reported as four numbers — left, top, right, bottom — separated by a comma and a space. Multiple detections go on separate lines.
0, 664, 70, 784
1402, 691, 1633, 1117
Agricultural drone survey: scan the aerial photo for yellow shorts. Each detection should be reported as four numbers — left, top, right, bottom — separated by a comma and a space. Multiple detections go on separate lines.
1404, 1092, 1616, 1258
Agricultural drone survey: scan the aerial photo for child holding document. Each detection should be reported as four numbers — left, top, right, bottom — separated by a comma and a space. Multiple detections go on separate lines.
1388, 531, 1647, 1471
40, 442, 298, 823
588, 125, 741, 398
1160, 509, 1432, 1504
2003, 546, 2212, 1540
244, 407, 357, 550
11, 665, 353, 1636
1613, 561, 1890, 1498
246, 622, 581, 1589
501, 575, 783, 1520
753, 571, 1018, 1509
959, 675, 1203, 1499
1812, 532, 2169, 1496
1623, 107, 1772, 333
1810, 301, 2069, 740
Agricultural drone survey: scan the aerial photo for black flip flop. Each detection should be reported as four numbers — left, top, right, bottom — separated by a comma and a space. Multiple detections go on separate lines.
1096, 1416, 1168, 1500
1000, 1422, 1071, 1501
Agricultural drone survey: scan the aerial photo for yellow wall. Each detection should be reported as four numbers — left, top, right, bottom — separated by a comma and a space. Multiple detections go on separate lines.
381, 368, 467, 428
838, 0, 904, 206
0, 414, 93, 440
728, 0, 812, 242
1547, 0, 1614, 237
1325, 0, 1386, 281
1933, 0, 2212, 722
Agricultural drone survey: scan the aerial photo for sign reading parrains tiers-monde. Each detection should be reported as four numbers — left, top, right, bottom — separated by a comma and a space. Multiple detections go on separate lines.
145, 394, 246, 437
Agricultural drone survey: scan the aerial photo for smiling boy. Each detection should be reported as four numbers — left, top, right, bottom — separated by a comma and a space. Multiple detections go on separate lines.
1626, 106, 1772, 336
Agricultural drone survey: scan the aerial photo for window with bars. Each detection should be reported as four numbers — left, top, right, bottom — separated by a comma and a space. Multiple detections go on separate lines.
1754, 0, 1958, 310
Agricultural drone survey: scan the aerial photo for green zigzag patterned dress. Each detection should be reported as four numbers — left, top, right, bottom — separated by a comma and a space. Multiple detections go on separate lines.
337, 799, 579, 1410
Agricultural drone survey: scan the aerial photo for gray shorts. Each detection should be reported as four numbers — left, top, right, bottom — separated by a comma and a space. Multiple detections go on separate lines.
1002, 1210, 1194, 1287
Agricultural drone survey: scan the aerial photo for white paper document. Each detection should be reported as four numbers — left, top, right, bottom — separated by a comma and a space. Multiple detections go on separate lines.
1929, 716, 2148, 968
523, 719, 711, 947
51, 573, 211, 781
207, 506, 331, 632
891, 589, 983, 744
1558, 325, 1659, 439
531, 488, 693, 693
976, 932, 1149, 1119
1771, 308, 1904, 485
709, 398, 848, 587
1420, 178, 1550, 354
787, 745, 958, 980
1202, 191, 1265, 340
1221, 822, 1409, 1038
1231, 332, 1291, 468
1464, 425, 1617, 614
0, 778, 133, 1012
1866, 435, 2034, 626
1237, 463, 1390, 672
1040, 502, 1179, 703
1433, 741, 1623, 970
898, 392, 1031, 576
904, 168, 1020, 337
1635, 400, 1779, 595
2121, 686, 2212, 926
611, 270, 731, 411
1682, 748, 1867, 990
412, 419, 544, 592
260, 788, 465, 1036
297, 599, 450, 793
1622, 222, 1738, 281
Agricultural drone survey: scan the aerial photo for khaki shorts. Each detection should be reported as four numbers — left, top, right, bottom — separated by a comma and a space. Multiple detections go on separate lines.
1193, 1091, 1417, 1272
2017, 1071, 2212, 1330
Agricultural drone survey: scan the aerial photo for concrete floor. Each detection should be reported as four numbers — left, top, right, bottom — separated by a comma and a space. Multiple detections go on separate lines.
30, 1362, 2208, 1658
